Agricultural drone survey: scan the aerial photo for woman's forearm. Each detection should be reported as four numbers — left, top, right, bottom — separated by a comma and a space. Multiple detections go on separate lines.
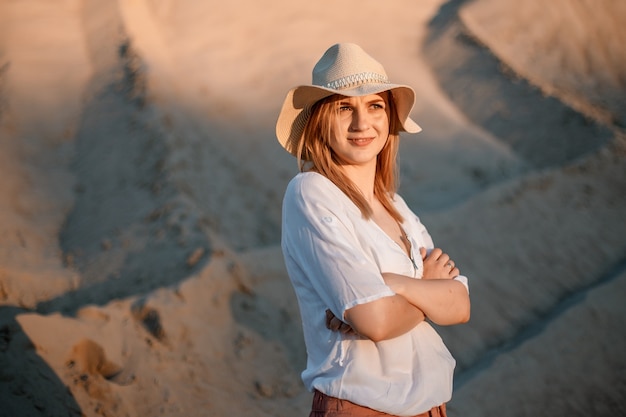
383, 273, 470, 325
344, 294, 425, 342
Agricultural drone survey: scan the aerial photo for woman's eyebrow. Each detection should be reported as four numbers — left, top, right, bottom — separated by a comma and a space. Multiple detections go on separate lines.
338, 98, 385, 105
367, 98, 385, 105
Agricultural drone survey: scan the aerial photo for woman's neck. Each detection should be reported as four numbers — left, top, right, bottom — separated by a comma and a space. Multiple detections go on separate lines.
341, 163, 377, 204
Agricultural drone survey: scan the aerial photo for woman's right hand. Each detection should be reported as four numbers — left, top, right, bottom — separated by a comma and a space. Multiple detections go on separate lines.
420, 247, 460, 279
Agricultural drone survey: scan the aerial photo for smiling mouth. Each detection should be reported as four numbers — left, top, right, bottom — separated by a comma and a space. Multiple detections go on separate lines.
348, 137, 375, 145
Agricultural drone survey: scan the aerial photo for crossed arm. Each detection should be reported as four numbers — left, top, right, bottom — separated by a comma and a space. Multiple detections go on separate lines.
327, 248, 471, 342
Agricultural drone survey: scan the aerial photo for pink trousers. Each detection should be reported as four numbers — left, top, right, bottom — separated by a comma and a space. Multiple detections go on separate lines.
309, 390, 447, 417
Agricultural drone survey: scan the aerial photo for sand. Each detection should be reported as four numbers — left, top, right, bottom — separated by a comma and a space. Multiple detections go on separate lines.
0, 0, 625, 416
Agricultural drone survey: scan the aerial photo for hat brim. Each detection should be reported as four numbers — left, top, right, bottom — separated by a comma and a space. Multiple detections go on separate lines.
276, 83, 421, 156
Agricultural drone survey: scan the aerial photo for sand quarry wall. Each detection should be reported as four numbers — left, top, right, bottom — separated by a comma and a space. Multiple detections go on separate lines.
0, 0, 625, 416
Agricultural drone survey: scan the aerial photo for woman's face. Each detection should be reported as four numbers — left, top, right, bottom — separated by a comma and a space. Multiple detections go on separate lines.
328, 93, 390, 168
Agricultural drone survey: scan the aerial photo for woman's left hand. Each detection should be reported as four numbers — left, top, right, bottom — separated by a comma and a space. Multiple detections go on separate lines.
325, 309, 357, 335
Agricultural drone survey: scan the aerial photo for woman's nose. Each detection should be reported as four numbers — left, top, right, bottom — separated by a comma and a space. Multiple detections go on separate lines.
350, 109, 370, 131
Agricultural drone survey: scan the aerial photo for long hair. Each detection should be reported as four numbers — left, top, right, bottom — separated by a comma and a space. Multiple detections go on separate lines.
296, 91, 403, 222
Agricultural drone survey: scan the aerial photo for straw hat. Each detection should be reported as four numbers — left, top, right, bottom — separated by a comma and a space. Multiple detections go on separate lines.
276, 43, 421, 156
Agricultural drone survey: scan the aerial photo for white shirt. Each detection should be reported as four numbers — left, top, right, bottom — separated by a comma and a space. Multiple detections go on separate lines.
281, 172, 466, 416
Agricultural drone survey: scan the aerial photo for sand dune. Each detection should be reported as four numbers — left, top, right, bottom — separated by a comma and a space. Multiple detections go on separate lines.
0, 0, 625, 416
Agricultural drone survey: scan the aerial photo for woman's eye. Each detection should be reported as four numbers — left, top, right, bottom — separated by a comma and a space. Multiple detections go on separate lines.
371, 103, 385, 110
339, 106, 352, 112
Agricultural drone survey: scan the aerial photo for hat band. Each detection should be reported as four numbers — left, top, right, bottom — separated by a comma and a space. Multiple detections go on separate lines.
323, 72, 390, 90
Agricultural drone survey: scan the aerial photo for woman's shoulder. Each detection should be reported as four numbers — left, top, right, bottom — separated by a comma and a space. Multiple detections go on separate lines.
284, 172, 356, 215
286, 172, 343, 198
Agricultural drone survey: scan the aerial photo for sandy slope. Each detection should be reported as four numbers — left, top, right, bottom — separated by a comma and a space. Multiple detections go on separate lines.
460, 0, 626, 126
0, 0, 625, 416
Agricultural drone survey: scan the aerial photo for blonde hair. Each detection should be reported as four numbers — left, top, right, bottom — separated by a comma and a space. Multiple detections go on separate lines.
296, 92, 403, 222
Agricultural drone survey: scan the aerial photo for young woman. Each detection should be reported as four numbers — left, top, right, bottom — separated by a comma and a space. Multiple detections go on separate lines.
277, 43, 470, 417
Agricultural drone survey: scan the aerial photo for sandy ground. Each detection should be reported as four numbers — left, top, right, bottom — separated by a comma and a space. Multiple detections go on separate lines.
0, 0, 625, 416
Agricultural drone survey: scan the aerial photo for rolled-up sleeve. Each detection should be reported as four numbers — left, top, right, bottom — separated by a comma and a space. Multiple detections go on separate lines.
282, 174, 395, 319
